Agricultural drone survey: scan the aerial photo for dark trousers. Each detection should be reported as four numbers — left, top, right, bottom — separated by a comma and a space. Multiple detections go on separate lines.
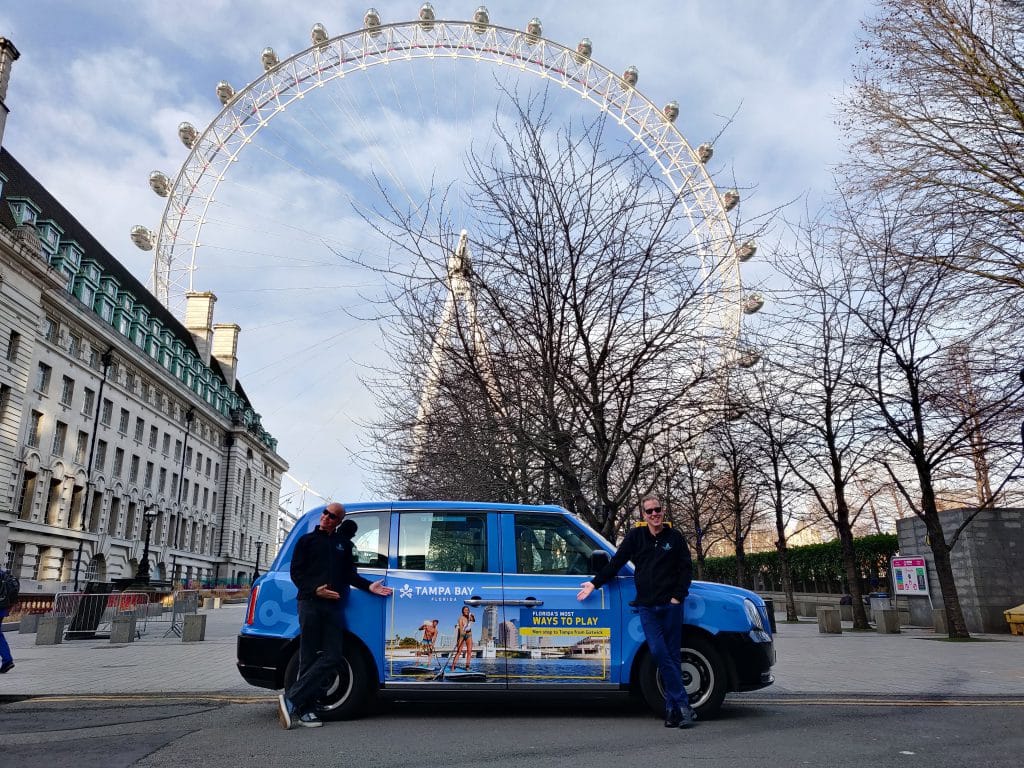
286, 598, 346, 715
638, 602, 689, 713
0, 611, 11, 665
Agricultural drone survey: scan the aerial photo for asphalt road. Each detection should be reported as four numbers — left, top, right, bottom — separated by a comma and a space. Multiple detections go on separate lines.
3, 695, 1022, 768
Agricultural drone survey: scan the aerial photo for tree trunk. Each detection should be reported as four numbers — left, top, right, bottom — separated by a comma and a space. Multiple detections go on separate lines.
838, 523, 870, 629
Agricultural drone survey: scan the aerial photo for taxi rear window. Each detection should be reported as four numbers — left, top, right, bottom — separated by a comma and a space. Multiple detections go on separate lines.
397, 511, 488, 572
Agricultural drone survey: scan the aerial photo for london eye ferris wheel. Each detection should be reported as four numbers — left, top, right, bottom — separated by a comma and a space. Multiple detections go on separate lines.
129, 5, 764, 484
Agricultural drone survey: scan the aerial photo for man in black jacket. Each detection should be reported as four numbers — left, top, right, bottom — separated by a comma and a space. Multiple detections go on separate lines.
577, 495, 695, 728
277, 502, 392, 729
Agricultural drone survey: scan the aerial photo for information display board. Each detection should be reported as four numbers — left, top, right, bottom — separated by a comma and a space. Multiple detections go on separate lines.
891, 556, 928, 595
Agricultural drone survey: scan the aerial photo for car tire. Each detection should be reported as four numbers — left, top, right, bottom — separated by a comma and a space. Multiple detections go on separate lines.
282, 644, 375, 721
638, 634, 728, 719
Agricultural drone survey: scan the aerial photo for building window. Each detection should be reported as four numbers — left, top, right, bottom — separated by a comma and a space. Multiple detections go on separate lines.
174, 439, 182, 461
214, 463, 220, 482
6, 330, 21, 362
129, 454, 140, 483
124, 370, 136, 393
83, 387, 95, 417
134, 417, 145, 442
144, 461, 154, 489
51, 420, 67, 456
185, 446, 193, 468
149, 425, 158, 450
75, 430, 88, 464
60, 376, 75, 406
28, 410, 43, 447
162, 433, 171, 456
95, 440, 107, 472
171, 472, 179, 497
43, 316, 59, 343
36, 363, 52, 394
68, 333, 82, 358
112, 447, 124, 478
100, 398, 113, 426
158, 467, 167, 493
192, 483, 199, 506
202, 487, 209, 511
141, 381, 151, 402
0, 384, 10, 421
118, 408, 129, 434
205, 457, 212, 477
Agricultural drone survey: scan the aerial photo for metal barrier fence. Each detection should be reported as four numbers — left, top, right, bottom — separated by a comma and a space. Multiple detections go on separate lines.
163, 590, 200, 637
53, 591, 152, 640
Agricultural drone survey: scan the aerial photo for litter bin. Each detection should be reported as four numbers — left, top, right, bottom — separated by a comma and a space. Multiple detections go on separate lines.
761, 598, 777, 632
868, 592, 892, 613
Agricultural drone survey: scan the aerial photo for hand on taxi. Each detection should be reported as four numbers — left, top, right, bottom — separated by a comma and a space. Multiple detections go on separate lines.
315, 584, 341, 600
370, 579, 393, 597
576, 581, 595, 602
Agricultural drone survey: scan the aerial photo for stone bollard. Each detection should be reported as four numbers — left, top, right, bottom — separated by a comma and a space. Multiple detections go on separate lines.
932, 608, 948, 635
876, 609, 901, 634
19, 613, 40, 634
202, 597, 214, 610
816, 606, 842, 634
110, 616, 137, 644
181, 613, 207, 642
35, 615, 66, 645
798, 601, 818, 618
213, 597, 222, 609
839, 604, 854, 622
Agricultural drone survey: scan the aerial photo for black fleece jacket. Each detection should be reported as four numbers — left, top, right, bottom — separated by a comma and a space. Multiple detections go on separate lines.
590, 524, 693, 605
290, 525, 373, 602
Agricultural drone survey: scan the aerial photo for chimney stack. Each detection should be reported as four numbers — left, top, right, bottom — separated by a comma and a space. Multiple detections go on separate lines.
212, 323, 240, 391
0, 37, 20, 148
184, 291, 217, 366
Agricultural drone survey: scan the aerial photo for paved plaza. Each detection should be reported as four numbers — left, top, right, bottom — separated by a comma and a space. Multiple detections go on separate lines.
1, 604, 1021, 701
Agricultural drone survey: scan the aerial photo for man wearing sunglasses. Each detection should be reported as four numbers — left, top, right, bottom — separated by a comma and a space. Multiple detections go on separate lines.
577, 495, 695, 728
278, 502, 393, 729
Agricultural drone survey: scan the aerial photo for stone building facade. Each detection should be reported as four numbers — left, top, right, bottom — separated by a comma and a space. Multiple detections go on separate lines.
0, 144, 288, 593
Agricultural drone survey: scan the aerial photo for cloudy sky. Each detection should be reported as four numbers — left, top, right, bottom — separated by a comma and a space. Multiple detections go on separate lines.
0, 1, 870, 508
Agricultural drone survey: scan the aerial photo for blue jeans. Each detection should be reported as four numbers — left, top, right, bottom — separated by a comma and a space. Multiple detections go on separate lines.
286, 598, 346, 716
638, 602, 689, 713
0, 609, 12, 665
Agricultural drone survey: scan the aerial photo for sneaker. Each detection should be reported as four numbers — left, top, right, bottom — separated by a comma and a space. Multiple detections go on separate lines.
0, 661, 13, 674
679, 707, 697, 728
277, 694, 292, 730
296, 711, 323, 728
665, 707, 682, 728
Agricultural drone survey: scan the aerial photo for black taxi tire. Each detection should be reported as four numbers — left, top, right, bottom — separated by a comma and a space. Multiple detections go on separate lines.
282, 645, 374, 721
638, 634, 728, 719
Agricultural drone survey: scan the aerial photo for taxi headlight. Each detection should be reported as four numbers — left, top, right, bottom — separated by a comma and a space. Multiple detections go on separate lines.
743, 598, 765, 631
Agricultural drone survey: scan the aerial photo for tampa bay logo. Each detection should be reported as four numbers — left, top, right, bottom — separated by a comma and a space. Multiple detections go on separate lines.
399, 584, 414, 599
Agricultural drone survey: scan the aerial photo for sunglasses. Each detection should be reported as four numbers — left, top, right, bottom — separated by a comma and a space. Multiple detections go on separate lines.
643, 507, 663, 515
322, 511, 341, 521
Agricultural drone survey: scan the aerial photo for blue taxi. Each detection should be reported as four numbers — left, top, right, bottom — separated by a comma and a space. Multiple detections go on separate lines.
237, 501, 774, 719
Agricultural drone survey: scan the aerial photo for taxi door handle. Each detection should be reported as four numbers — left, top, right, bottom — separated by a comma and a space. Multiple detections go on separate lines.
503, 598, 544, 607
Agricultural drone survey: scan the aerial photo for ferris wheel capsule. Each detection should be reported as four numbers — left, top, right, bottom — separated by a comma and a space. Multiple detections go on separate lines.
418, 3, 435, 30
622, 65, 639, 88
364, 8, 382, 35
177, 121, 198, 149
149, 171, 171, 197
737, 347, 761, 368
311, 23, 329, 46
663, 101, 679, 123
723, 189, 740, 211
742, 292, 764, 314
696, 142, 713, 163
261, 47, 280, 71
736, 240, 757, 261
216, 80, 235, 105
525, 17, 542, 43
130, 225, 156, 251
472, 6, 489, 33
574, 37, 592, 63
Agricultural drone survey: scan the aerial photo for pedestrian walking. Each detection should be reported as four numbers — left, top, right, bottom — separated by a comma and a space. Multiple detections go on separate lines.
577, 495, 695, 728
277, 503, 392, 729
0, 565, 19, 674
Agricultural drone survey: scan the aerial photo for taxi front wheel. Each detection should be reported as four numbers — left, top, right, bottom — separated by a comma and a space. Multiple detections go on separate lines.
282, 646, 374, 720
638, 634, 727, 719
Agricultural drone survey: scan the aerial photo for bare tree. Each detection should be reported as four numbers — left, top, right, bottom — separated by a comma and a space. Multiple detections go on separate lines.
840, 196, 1024, 638
840, 0, 1024, 292
364, 100, 733, 535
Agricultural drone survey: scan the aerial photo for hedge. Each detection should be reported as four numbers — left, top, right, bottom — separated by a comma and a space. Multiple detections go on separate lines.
702, 533, 899, 593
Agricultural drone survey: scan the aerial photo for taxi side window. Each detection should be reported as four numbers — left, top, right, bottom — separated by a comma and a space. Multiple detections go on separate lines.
398, 512, 488, 573
514, 514, 598, 575
348, 511, 389, 568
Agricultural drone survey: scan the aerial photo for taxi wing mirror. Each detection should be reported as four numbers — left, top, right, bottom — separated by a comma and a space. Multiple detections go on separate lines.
589, 550, 610, 572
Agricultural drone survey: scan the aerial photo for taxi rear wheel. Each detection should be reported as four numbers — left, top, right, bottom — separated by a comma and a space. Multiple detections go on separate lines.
282, 646, 374, 720
638, 634, 727, 719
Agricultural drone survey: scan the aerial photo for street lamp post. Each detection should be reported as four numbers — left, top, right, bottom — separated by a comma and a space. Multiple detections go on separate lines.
254, 540, 262, 581
136, 506, 159, 584
73, 347, 113, 591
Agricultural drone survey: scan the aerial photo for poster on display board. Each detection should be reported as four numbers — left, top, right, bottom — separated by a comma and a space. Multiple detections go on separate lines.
891, 556, 929, 595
